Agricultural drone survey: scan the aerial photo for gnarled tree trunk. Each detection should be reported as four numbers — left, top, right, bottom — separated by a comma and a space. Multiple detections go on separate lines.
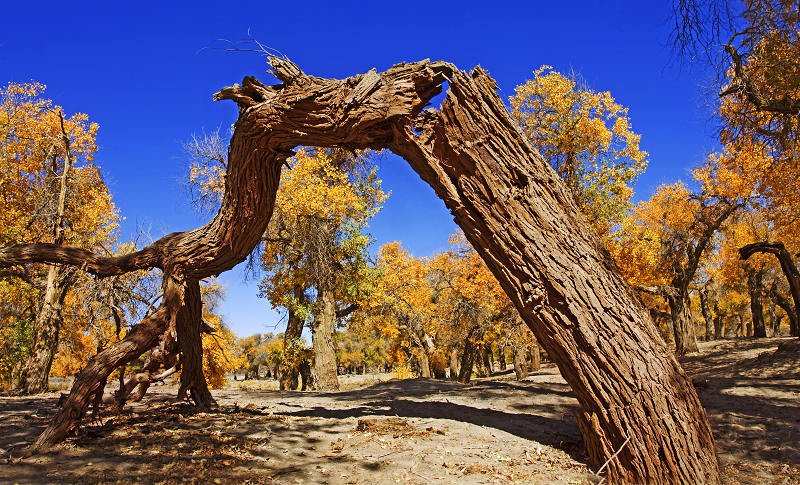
175, 279, 215, 408
741, 241, 800, 338
2, 58, 719, 483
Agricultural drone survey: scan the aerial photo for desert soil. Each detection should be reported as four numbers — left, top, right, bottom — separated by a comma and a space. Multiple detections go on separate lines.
1, 337, 799, 484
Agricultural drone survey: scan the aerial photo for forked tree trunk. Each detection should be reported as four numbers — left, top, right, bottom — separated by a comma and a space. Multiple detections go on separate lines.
3, 58, 719, 483
311, 288, 339, 391
17, 266, 71, 394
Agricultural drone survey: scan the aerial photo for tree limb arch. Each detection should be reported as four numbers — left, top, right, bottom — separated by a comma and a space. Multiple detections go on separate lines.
9, 57, 720, 484
0, 243, 161, 277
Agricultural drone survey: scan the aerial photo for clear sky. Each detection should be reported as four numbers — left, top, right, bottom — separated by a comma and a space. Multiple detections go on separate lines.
1, 1, 720, 337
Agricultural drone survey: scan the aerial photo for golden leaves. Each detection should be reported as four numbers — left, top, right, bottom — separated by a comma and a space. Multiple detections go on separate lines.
510, 66, 648, 235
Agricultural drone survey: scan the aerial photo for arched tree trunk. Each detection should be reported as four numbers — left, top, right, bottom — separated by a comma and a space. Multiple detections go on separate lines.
311, 287, 339, 391
741, 241, 800, 338
2, 58, 719, 483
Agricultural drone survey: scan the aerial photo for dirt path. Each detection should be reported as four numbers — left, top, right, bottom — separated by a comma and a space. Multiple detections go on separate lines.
2, 338, 799, 484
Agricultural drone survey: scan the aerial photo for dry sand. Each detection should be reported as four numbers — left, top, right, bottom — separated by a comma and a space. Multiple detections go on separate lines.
1, 337, 799, 484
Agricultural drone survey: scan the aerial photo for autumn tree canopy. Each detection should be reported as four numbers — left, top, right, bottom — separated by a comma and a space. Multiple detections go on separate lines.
510, 66, 649, 235
0, 82, 120, 393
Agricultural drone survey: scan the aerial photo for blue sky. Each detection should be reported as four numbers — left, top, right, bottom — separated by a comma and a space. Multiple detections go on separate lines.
1, 1, 720, 337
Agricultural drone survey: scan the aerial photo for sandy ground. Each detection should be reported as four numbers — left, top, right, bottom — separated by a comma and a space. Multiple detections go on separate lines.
1, 338, 799, 484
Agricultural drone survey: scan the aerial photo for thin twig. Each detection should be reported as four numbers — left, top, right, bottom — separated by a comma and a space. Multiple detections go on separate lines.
377, 448, 408, 459
596, 435, 631, 484
409, 469, 431, 481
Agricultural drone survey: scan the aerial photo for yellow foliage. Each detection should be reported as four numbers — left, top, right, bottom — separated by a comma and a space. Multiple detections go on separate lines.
510, 66, 648, 235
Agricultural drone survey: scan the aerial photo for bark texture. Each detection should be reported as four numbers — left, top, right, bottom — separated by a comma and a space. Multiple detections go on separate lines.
311, 288, 339, 391
699, 284, 715, 341
528, 341, 541, 372
668, 293, 699, 354
457, 337, 475, 384
17, 266, 71, 393
512, 343, 528, 380
448, 347, 460, 380
175, 279, 215, 408
1, 58, 719, 483
279, 285, 306, 390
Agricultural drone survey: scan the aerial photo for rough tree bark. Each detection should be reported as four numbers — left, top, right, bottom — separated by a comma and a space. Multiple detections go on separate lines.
711, 300, 725, 339
1, 58, 719, 483
18, 114, 77, 395
129, 333, 179, 402
740, 241, 800, 338
310, 287, 339, 391
512, 343, 528, 380
17, 268, 71, 393
668, 293, 699, 353
528, 341, 541, 372
745, 266, 767, 338
457, 337, 476, 384
175, 279, 215, 408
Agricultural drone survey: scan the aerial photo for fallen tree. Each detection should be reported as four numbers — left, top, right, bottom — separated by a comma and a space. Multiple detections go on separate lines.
0, 57, 719, 483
